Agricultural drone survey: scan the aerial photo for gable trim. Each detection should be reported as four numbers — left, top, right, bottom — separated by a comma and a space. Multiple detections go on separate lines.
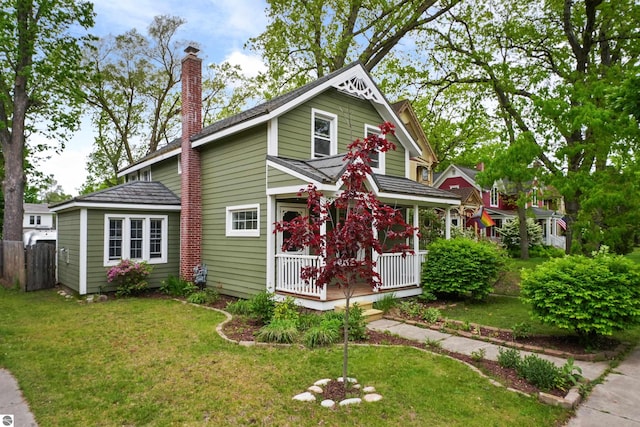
50, 202, 181, 213
118, 146, 182, 178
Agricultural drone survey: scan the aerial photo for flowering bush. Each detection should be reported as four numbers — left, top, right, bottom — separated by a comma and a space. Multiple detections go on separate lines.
106, 259, 153, 296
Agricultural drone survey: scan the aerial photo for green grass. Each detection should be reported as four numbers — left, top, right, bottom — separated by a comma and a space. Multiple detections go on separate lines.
0, 287, 568, 426
625, 247, 640, 264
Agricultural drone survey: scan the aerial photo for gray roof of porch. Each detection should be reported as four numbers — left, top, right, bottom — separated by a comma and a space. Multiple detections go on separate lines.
267, 154, 460, 201
50, 181, 181, 208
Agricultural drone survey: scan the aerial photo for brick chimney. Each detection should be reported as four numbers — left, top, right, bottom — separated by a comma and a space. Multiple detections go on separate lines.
179, 46, 203, 281
476, 162, 484, 171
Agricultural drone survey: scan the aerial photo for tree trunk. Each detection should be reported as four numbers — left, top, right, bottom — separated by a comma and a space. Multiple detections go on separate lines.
342, 290, 350, 393
517, 205, 529, 259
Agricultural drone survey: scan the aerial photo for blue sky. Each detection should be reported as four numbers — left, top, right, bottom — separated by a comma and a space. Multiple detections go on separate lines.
37, 0, 268, 196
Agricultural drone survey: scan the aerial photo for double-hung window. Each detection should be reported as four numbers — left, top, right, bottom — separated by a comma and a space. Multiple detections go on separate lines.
312, 109, 337, 158
364, 125, 385, 173
104, 215, 168, 265
226, 204, 260, 237
490, 185, 499, 207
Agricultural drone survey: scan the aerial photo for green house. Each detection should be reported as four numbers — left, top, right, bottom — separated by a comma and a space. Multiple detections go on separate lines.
52, 47, 460, 310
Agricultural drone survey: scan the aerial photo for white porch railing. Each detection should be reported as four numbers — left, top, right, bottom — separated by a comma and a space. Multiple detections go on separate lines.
276, 251, 428, 300
377, 251, 427, 291
276, 254, 326, 300
549, 235, 566, 250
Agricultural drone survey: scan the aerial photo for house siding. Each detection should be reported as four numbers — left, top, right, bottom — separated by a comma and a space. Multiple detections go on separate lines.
82, 209, 180, 294
277, 89, 405, 177
57, 210, 81, 291
152, 157, 182, 197
267, 166, 310, 190
200, 126, 268, 299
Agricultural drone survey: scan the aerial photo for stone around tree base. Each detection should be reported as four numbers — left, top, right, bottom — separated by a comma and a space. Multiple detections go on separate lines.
293, 392, 316, 402
364, 393, 383, 402
308, 385, 323, 394
339, 398, 362, 406
321, 399, 336, 408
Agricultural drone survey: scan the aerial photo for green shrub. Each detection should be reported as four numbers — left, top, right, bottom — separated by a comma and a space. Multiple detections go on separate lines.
497, 347, 521, 369
421, 307, 441, 324
529, 245, 566, 259
186, 288, 219, 305
398, 300, 423, 317
303, 318, 341, 348
323, 304, 368, 341
225, 299, 252, 316
106, 259, 153, 297
556, 358, 583, 391
516, 354, 560, 391
511, 322, 532, 340
297, 313, 322, 331
273, 297, 299, 323
249, 291, 276, 324
422, 237, 506, 300
160, 276, 197, 297
521, 253, 640, 341
255, 319, 298, 343
373, 293, 398, 313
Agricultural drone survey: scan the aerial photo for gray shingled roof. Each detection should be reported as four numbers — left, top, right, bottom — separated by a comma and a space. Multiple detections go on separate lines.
372, 174, 460, 199
269, 154, 460, 200
51, 181, 180, 208
193, 62, 363, 141
118, 138, 181, 174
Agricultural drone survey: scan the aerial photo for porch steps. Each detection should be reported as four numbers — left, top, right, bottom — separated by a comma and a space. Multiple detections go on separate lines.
333, 301, 384, 323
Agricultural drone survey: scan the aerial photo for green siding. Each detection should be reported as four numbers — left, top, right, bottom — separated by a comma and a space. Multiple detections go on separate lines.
68, 209, 180, 294
267, 166, 309, 190
57, 210, 81, 292
201, 126, 268, 299
277, 89, 406, 177
152, 156, 181, 197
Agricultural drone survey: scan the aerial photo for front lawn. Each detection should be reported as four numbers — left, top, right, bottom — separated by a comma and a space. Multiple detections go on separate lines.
0, 287, 568, 426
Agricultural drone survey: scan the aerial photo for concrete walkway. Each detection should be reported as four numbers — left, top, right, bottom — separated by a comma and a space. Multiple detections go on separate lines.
0, 369, 37, 426
368, 319, 640, 425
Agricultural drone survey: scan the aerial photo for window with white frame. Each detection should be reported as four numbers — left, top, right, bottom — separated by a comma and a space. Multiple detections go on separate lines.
226, 204, 260, 237
490, 185, 499, 207
104, 214, 168, 265
365, 125, 385, 173
29, 215, 35, 225
312, 109, 337, 158
531, 188, 538, 207
139, 167, 152, 181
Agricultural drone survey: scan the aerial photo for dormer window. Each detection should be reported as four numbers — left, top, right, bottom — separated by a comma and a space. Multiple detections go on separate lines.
312, 109, 337, 158
139, 167, 151, 181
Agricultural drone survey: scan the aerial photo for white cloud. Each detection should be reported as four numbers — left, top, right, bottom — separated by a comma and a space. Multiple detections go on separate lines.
224, 51, 267, 78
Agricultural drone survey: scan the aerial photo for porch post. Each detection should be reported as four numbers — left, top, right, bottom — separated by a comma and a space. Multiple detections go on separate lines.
445, 207, 452, 240
319, 197, 328, 301
413, 205, 420, 286
546, 217, 552, 245
266, 195, 276, 293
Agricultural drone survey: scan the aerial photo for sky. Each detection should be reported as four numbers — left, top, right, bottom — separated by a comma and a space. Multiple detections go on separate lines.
36, 0, 269, 196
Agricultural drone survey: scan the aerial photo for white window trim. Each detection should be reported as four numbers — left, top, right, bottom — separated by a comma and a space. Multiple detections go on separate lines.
139, 167, 152, 181
449, 184, 459, 190
103, 214, 168, 266
311, 108, 338, 158
177, 154, 182, 175
226, 204, 260, 237
490, 185, 499, 207
364, 124, 385, 174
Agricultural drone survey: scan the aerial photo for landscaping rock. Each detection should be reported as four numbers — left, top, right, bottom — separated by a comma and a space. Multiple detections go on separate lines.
307, 385, 323, 394
337, 377, 357, 383
364, 393, 383, 402
314, 378, 331, 386
293, 392, 316, 402
363, 386, 376, 393
339, 398, 362, 406
321, 399, 335, 408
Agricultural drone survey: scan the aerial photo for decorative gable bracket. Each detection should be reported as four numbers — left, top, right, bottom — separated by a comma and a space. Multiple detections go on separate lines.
335, 76, 382, 103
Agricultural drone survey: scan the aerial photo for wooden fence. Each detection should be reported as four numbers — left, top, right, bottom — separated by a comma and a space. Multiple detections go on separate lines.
1, 240, 56, 291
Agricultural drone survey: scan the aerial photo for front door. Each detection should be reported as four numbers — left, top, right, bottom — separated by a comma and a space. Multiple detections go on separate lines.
276, 204, 308, 255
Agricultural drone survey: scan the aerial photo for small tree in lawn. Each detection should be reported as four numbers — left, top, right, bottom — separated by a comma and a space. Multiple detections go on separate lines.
274, 122, 416, 390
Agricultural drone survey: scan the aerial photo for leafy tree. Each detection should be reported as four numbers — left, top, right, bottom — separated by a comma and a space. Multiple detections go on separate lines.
247, 0, 460, 95
399, 0, 640, 254
274, 122, 415, 390
0, 0, 94, 241
497, 217, 543, 255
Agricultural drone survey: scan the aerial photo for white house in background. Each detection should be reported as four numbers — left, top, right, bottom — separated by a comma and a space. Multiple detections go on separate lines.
23, 203, 57, 246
